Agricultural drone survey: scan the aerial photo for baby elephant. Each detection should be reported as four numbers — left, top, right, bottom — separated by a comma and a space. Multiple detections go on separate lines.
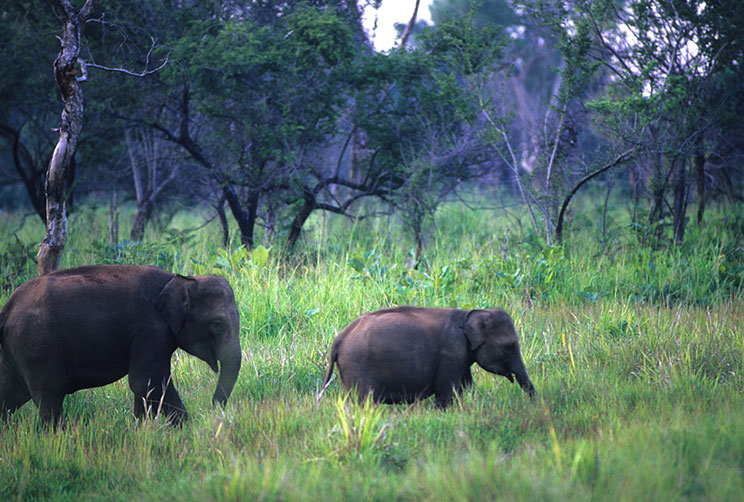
319, 306, 535, 408
0, 265, 241, 426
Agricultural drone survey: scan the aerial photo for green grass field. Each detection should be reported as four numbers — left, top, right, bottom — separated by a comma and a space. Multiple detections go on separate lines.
1, 198, 743, 501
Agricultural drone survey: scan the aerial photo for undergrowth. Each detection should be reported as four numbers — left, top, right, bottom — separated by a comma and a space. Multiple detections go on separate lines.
0, 199, 743, 501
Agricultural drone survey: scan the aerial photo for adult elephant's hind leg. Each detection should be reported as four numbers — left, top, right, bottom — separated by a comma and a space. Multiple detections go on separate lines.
32, 391, 65, 427
22, 365, 67, 427
0, 361, 31, 420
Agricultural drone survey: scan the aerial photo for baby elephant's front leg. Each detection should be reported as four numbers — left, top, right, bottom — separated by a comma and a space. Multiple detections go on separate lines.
434, 357, 467, 409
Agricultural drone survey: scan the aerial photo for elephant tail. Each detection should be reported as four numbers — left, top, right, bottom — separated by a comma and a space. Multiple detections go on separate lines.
316, 340, 339, 402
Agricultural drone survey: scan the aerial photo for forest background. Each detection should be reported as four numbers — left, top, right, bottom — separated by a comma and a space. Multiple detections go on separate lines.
1, 1, 744, 500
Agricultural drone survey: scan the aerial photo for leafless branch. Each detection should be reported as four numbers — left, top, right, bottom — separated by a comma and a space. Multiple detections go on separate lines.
77, 53, 169, 80
555, 148, 635, 243
398, 0, 420, 49
78, 0, 97, 20
480, 103, 542, 236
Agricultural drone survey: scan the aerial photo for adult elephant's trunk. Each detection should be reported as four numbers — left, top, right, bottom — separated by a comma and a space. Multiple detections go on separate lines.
512, 357, 535, 397
212, 335, 241, 406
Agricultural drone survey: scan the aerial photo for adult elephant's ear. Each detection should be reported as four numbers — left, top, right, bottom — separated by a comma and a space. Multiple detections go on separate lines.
156, 275, 194, 335
464, 310, 487, 351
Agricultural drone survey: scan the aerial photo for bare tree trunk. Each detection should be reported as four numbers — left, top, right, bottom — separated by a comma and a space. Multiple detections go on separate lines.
0, 125, 48, 222
126, 128, 148, 242
480, 105, 543, 237
109, 190, 119, 245
215, 195, 229, 247
125, 128, 179, 242
263, 197, 280, 247
286, 196, 316, 253
398, 0, 420, 49
647, 149, 672, 245
151, 84, 256, 250
672, 158, 688, 245
509, 79, 539, 173
540, 70, 568, 246
130, 202, 154, 242
695, 148, 706, 225
38, 0, 96, 275
414, 228, 424, 266
602, 178, 613, 242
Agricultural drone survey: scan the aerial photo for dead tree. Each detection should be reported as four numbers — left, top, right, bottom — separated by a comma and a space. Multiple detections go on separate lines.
38, 1, 167, 274
125, 128, 180, 241
38, 0, 97, 275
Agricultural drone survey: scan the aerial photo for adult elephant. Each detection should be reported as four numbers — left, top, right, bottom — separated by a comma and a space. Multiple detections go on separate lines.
318, 306, 535, 408
0, 265, 242, 426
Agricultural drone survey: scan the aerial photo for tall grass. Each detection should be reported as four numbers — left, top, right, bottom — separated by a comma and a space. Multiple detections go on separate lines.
0, 197, 743, 501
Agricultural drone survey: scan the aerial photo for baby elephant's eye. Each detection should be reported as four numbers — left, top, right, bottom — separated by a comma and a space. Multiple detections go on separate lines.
210, 319, 225, 330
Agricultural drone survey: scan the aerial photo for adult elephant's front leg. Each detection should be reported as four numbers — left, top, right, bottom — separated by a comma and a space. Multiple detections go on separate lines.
130, 373, 188, 425
129, 358, 188, 425
461, 367, 473, 389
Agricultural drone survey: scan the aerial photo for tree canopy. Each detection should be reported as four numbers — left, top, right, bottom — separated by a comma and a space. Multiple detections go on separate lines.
1, 0, 743, 262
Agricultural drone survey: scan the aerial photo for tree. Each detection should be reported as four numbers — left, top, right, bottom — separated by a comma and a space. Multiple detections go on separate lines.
0, 2, 67, 221
38, 0, 98, 275
434, 0, 596, 245
0, 122, 54, 221
1, 0, 168, 225
134, 4, 403, 252
530, 4, 610, 244
348, 17, 503, 259
554, 148, 634, 244
124, 128, 182, 241
31, 0, 169, 273
572, 0, 744, 244
433, 0, 564, 174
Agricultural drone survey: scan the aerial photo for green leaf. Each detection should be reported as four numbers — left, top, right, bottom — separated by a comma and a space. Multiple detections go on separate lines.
251, 246, 270, 269
348, 256, 366, 273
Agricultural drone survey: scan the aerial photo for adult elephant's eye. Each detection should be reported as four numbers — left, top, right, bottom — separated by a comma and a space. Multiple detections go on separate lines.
210, 319, 225, 330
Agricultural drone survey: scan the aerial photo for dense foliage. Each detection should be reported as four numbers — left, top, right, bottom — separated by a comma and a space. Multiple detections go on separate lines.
2, 0, 742, 255
1, 1, 743, 499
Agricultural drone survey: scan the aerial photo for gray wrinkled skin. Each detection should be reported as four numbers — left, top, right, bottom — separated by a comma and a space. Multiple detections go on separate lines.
0, 265, 241, 426
318, 306, 535, 408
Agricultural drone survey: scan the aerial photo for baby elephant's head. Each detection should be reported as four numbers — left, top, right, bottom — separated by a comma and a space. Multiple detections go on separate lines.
464, 309, 535, 396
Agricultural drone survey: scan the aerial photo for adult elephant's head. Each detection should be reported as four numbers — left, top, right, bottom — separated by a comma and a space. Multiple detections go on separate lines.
464, 308, 535, 397
156, 274, 242, 407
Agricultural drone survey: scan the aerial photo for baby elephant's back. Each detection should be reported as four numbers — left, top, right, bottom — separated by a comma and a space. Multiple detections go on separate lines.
335, 309, 447, 402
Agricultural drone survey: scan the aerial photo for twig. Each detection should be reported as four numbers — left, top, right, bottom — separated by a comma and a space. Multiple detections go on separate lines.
502, 227, 509, 263
77, 54, 169, 80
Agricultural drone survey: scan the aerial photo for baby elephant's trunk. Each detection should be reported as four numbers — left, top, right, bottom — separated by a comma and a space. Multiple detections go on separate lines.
512, 358, 536, 397
212, 336, 241, 406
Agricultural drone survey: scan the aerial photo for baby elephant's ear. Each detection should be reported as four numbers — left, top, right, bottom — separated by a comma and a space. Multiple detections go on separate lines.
464, 310, 488, 350
156, 275, 194, 335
